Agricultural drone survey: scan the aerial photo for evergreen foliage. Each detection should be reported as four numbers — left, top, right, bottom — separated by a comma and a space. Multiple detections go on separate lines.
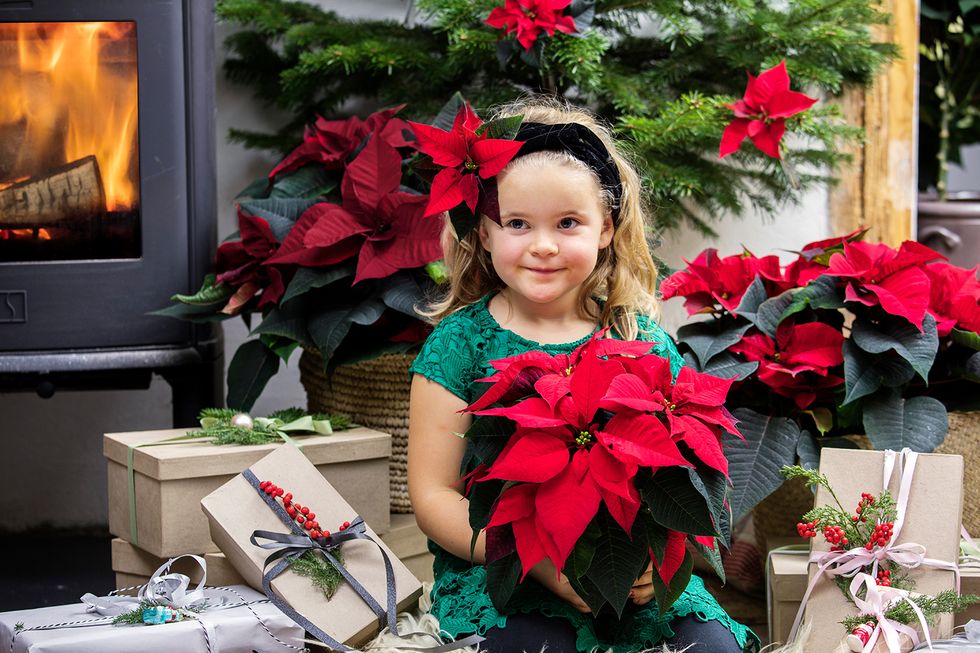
217, 0, 896, 233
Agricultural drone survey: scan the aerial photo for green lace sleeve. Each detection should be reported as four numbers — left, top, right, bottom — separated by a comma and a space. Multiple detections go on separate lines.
408, 312, 477, 402
636, 314, 684, 378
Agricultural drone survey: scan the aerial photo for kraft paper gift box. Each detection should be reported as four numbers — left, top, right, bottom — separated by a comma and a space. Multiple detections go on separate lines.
798, 449, 963, 652
0, 584, 304, 653
201, 444, 423, 649
104, 426, 391, 558
111, 538, 245, 589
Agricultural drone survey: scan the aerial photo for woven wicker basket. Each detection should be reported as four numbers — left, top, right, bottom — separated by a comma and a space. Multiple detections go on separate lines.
299, 348, 416, 513
934, 411, 980, 534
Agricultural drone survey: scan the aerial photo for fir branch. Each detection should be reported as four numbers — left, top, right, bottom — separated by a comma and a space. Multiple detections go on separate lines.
840, 592, 980, 631
290, 550, 346, 600
112, 600, 161, 625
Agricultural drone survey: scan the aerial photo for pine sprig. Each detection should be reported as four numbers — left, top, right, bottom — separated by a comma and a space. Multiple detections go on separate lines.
840, 591, 980, 631
184, 407, 352, 445
112, 600, 168, 625
290, 550, 346, 599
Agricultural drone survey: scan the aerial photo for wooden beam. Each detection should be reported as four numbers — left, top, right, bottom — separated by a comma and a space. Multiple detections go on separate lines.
829, 0, 919, 246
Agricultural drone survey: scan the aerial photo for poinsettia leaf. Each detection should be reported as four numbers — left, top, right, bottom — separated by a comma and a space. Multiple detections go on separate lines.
862, 388, 949, 452
476, 115, 524, 141
250, 303, 313, 348
567, 570, 608, 616
449, 204, 480, 240
640, 467, 716, 536
519, 39, 544, 68
796, 430, 820, 471
967, 352, 980, 380
803, 407, 834, 436
379, 271, 428, 317
842, 340, 916, 404
570, 0, 596, 30
259, 334, 300, 362
951, 327, 980, 352
466, 420, 514, 468
733, 276, 768, 323
699, 352, 759, 381
676, 319, 753, 368
433, 92, 466, 132
851, 313, 938, 381
468, 477, 506, 533
281, 263, 356, 304
486, 550, 523, 612
563, 521, 599, 583
754, 292, 795, 339
650, 549, 693, 615
682, 453, 728, 530
226, 339, 280, 411
239, 197, 319, 241
583, 510, 650, 618
307, 297, 386, 363
236, 175, 272, 200
270, 165, 336, 199
779, 276, 842, 320
688, 533, 725, 584
149, 300, 233, 323
170, 273, 234, 306
496, 39, 516, 68
724, 408, 801, 522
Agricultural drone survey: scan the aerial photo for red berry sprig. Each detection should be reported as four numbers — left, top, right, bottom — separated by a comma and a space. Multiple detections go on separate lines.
796, 519, 819, 538
823, 525, 849, 547
876, 568, 891, 586
259, 479, 353, 543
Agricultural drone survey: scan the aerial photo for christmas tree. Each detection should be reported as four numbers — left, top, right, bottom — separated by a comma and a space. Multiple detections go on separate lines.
217, 0, 895, 233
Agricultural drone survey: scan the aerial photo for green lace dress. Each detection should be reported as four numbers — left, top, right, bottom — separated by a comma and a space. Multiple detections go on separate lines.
408, 293, 760, 653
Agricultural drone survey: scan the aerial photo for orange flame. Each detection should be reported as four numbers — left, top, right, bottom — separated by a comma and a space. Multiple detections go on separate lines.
0, 22, 139, 211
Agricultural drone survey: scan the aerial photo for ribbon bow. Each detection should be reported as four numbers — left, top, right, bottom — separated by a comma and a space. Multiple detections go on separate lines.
849, 572, 932, 653
787, 449, 959, 645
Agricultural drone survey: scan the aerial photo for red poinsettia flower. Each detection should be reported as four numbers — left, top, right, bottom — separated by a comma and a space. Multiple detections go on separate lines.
485, 0, 577, 50
408, 103, 525, 218
660, 249, 787, 315
268, 106, 414, 181
215, 207, 285, 313
924, 262, 980, 337
824, 240, 945, 330
783, 228, 867, 287
264, 133, 442, 284
719, 60, 817, 159
729, 322, 845, 409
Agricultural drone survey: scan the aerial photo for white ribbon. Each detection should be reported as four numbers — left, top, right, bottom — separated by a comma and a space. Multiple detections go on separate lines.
849, 572, 931, 653
787, 449, 959, 645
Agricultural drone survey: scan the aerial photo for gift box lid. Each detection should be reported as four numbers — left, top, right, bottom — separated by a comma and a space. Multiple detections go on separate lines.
103, 427, 390, 480
768, 548, 808, 599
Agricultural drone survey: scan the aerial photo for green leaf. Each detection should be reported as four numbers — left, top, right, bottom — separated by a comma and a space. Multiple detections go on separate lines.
640, 467, 716, 535
796, 430, 820, 471
260, 334, 300, 362
851, 314, 938, 381
380, 272, 427, 317
952, 328, 980, 351
448, 204, 479, 240
466, 477, 505, 533
236, 175, 272, 200
171, 274, 233, 305
239, 197, 319, 241
270, 165, 335, 199
962, 0, 980, 14
281, 263, 356, 304
724, 408, 801, 522
756, 276, 842, 338
476, 114, 523, 140
732, 277, 769, 326
803, 408, 834, 435
564, 522, 599, 582
862, 389, 949, 451
424, 260, 449, 285
485, 550, 522, 612
251, 304, 312, 347
433, 92, 466, 131
967, 351, 980, 379
149, 301, 232, 323
675, 320, 753, 369
699, 351, 759, 381
226, 340, 280, 411
684, 458, 728, 531
650, 549, 694, 615
583, 512, 651, 618
688, 533, 725, 584
842, 340, 917, 404
307, 297, 386, 363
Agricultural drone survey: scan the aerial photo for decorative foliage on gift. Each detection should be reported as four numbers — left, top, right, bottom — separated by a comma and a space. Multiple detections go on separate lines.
782, 449, 976, 652
0, 555, 303, 653
201, 444, 425, 650
461, 331, 736, 619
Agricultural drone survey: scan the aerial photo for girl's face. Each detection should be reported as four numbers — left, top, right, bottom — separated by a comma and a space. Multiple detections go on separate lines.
478, 159, 614, 308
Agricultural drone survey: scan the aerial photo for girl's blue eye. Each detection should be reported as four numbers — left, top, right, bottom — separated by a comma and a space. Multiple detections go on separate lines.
559, 217, 579, 229
506, 219, 528, 230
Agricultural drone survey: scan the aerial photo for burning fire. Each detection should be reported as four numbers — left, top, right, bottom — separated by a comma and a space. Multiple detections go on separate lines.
0, 22, 139, 211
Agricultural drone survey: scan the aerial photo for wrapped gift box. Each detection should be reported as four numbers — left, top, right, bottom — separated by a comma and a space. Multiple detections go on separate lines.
795, 449, 964, 652
0, 584, 303, 653
202, 444, 423, 649
105, 426, 391, 557
110, 538, 245, 589
380, 513, 435, 584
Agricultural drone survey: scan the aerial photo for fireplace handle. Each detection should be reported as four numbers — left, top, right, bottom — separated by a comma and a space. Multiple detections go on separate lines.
918, 225, 962, 251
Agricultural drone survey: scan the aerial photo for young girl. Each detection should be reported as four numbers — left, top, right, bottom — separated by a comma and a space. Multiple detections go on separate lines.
407, 98, 760, 653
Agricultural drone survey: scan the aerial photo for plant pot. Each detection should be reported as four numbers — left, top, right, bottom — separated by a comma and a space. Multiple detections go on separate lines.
934, 411, 980, 535
752, 476, 814, 559
299, 348, 416, 513
917, 192, 980, 269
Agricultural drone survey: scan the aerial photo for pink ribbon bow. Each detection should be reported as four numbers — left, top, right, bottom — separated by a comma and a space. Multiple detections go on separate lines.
848, 572, 930, 653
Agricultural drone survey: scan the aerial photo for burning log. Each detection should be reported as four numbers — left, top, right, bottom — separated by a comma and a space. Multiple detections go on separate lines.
0, 155, 107, 227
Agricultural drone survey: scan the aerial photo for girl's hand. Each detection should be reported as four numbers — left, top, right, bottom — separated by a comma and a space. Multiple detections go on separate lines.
630, 562, 656, 605
529, 559, 591, 613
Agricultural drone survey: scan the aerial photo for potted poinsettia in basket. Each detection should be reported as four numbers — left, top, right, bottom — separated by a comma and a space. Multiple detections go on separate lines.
660, 229, 980, 539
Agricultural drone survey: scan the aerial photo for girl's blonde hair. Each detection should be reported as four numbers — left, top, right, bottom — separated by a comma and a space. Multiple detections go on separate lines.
421, 96, 660, 340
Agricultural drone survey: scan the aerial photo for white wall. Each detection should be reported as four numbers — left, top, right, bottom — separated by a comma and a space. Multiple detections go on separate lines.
0, 0, 831, 530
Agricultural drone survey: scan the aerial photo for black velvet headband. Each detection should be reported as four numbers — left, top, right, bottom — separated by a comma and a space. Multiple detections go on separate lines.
513, 121, 623, 223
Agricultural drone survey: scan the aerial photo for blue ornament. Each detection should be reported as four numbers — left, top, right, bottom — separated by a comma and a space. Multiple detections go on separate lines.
142, 605, 182, 625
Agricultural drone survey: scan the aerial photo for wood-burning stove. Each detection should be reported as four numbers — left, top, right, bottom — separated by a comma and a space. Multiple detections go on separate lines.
0, 0, 221, 425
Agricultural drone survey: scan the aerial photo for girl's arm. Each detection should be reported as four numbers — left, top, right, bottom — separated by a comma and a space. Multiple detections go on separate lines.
407, 374, 486, 563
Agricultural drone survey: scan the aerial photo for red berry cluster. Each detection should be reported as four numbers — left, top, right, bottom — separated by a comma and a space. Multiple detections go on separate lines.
876, 568, 891, 586
796, 519, 820, 538
259, 480, 352, 542
863, 522, 894, 550
852, 492, 875, 523
823, 525, 849, 547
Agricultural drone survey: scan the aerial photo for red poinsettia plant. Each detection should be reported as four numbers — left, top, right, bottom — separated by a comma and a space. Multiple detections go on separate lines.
661, 230, 980, 525
461, 332, 738, 618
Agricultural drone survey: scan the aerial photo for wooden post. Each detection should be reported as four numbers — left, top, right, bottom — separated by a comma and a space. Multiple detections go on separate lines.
829, 0, 919, 246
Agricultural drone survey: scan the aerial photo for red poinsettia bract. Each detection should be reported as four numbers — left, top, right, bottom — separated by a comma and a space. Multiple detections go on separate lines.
485, 0, 577, 50
468, 334, 736, 582
660, 249, 789, 315
408, 103, 524, 218
924, 262, 980, 337
719, 60, 817, 159
264, 133, 442, 284
215, 207, 285, 313
729, 322, 845, 409
824, 240, 945, 330
268, 106, 414, 181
